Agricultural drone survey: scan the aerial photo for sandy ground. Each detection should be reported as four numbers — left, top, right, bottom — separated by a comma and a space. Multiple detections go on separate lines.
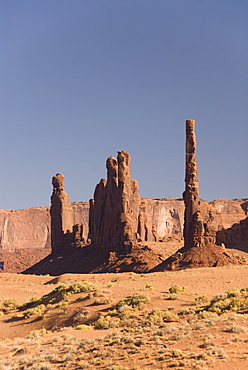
0, 266, 248, 369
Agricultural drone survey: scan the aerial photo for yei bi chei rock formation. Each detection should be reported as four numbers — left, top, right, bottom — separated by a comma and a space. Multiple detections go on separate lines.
89, 151, 146, 253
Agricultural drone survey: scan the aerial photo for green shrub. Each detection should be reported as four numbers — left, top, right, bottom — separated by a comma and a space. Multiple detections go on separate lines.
148, 309, 178, 324
93, 298, 110, 305
192, 294, 209, 305
207, 295, 248, 314
114, 293, 150, 310
2, 298, 21, 309
68, 281, 97, 293
240, 287, 248, 295
168, 285, 187, 294
23, 304, 45, 319
145, 284, 154, 290
75, 324, 93, 330
94, 315, 110, 329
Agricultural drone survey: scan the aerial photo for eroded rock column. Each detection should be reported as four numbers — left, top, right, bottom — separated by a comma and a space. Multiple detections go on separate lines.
183, 120, 217, 248
50, 173, 74, 252
89, 151, 141, 253
183, 120, 200, 248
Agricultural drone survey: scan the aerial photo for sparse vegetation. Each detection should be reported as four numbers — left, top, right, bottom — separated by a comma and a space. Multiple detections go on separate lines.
114, 293, 151, 310
1, 271, 248, 369
2, 298, 21, 311
192, 294, 209, 305
207, 290, 248, 314
168, 285, 188, 294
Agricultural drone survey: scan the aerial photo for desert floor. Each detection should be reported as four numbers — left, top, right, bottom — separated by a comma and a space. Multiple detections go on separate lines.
0, 265, 248, 370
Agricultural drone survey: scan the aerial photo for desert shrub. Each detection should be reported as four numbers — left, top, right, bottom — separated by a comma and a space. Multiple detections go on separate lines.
192, 294, 209, 305
112, 305, 133, 321
61, 292, 71, 301
168, 285, 187, 294
23, 304, 45, 319
25, 328, 47, 339
225, 324, 247, 333
56, 301, 67, 307
107, 309, 119, 317
226, 288, 241, 298
114, 293, 150, 310
199, 339, 215, 349
93, 298, 111, 305
207, 299, 229, 314
94, 315, 110, 329
156, 324, 178, 335
228, 297, 248, 311
19, 281, 98, 312
13, 346, 28, 356
207, 294, 248, 314
2, 298, 21, 310
44, 284, 67, 297
210, 293, 228, 304
75, 324, 93, 330
145, 284, 154, 290
240, 287, 248, 295
27, 297, 40, 305
68, 281, 97, 293
197, 310, 218, 319
54, 284, 67, 292
171, 349, 185, 358
178, 308, 196, 316
148, 309, 178, 324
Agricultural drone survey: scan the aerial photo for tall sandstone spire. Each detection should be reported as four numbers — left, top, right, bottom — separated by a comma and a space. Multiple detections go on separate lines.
50, 173, 74, 252
183, 120, 200, 248
183, 120, 216, 248
89, 151, 141, 253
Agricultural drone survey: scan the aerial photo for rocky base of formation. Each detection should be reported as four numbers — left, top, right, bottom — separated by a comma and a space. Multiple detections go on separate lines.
23, 243, 165, 275
23, 238, 246, 276
152, 244, 243, 272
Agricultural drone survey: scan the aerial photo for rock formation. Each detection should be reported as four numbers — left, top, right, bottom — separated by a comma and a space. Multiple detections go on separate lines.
0, 207, 51, 252
183, 120, 200, 247
217, 216, 248, 251
1, 134, 247, 273
183, 120, 217, 248
50, 173, 74, 252
1, 198, 246, 256
152, 120, 243, 271
89, 151, 142, 253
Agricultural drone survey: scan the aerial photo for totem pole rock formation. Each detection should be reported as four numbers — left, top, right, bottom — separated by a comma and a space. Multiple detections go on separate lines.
50, 173, 74, 252
183, 119, 200, 248
183, 120, 216, 248
152, 120, 242, 272
89, 151, 142, 253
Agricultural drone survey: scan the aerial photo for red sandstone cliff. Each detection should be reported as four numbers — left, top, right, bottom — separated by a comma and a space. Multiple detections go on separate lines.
0, 199, 247, 253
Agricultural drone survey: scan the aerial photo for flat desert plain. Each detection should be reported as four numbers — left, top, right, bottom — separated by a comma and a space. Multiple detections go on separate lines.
0, 266, 248, 370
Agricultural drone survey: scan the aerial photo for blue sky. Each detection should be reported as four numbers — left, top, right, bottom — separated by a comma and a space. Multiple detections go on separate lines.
1, 0, 247, 210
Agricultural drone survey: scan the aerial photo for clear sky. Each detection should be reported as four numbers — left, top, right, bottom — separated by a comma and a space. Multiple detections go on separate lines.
1, 0, 247, 210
